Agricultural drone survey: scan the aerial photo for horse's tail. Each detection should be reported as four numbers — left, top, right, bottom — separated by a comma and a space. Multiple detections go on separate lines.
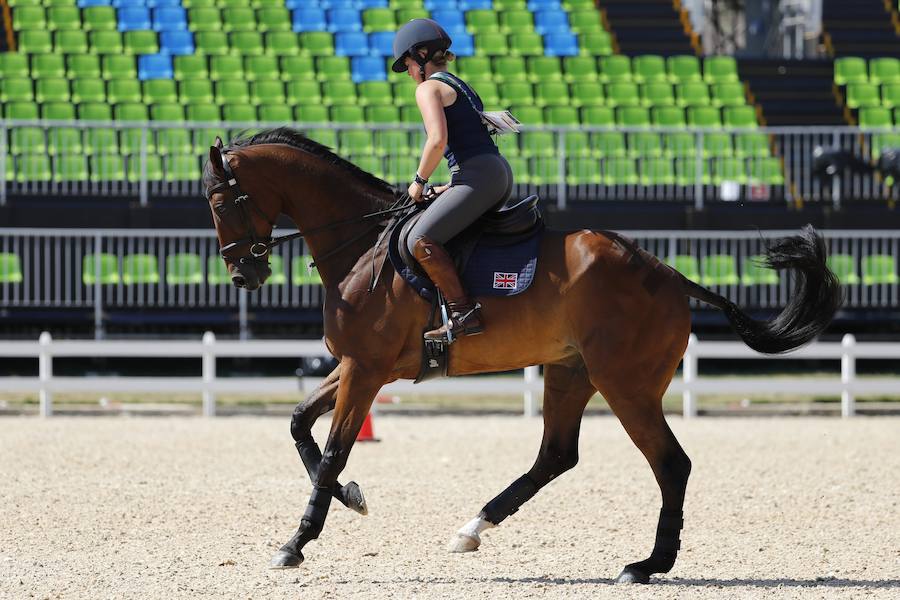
679, 225, 843, 354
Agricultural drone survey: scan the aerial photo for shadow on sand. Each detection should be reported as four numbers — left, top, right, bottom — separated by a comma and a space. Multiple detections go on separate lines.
489, 576, 900, 589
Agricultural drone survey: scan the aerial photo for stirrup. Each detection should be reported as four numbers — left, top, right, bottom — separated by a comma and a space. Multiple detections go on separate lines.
424, 302, 484, 342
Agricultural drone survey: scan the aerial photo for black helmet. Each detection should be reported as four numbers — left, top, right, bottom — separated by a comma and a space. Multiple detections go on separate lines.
391, 18, 452, 74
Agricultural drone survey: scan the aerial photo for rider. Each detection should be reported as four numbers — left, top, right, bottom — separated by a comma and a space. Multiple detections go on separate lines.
392, 18, 514, 341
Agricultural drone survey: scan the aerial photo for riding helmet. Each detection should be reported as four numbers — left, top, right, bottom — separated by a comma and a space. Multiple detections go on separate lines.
391, 18, 453, 73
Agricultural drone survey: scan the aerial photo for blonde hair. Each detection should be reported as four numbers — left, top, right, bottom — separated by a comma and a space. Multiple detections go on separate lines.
431, 50, 456, 67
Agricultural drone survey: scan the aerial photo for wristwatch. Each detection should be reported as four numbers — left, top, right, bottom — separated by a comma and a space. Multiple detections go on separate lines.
414, 172, 428, 185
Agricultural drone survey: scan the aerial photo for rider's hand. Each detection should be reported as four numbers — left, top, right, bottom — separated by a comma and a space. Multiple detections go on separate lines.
430, 184, 450, 196
408, 181, 425, 203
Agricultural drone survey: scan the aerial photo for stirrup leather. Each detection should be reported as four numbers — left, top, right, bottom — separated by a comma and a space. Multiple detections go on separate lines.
425, 301, 484, 341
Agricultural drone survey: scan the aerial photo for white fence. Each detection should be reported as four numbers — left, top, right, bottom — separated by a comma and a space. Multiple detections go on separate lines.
1, 332, 898, 418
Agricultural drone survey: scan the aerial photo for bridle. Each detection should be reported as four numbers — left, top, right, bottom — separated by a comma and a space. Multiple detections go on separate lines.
204, 150, 415, 269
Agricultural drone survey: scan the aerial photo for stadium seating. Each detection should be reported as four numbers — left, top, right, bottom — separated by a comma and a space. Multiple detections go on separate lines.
0, 0, 775, 187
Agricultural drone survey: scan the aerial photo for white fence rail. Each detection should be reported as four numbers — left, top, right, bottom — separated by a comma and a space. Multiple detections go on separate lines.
1, 332, 898, 418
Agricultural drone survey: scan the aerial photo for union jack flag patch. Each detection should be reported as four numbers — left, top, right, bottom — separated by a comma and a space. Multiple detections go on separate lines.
493, 272, 518, 289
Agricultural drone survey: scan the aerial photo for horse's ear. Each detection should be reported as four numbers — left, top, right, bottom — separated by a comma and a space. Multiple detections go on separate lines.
209, 145, 225, 177
214, 136, 224, 149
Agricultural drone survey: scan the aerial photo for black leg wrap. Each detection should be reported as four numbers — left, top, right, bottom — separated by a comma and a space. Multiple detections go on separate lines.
617, 509, 684, 584
481, 474, 539, 525
301, 485, 333, 538
295, 434, 322, 481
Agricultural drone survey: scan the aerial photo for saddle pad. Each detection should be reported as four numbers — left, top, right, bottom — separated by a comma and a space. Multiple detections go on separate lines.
388, 216, 543, 300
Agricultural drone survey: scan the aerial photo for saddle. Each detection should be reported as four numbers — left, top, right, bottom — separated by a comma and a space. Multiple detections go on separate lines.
387, 195, 544, 384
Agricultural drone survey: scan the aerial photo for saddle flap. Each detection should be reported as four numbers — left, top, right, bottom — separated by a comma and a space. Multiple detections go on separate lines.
478, 195, 540, 236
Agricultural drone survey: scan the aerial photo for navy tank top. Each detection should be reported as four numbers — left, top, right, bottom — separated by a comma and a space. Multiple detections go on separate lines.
432, 72, 499, 168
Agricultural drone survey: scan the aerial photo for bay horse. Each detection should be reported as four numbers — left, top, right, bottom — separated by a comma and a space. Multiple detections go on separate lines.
202, 128, 842, 584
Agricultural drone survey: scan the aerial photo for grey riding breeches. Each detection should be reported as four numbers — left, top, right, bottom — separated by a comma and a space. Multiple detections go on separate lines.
406, 152, 514, 255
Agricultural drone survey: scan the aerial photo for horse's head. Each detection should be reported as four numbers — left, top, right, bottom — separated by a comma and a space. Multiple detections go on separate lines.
204, 138, 277, 290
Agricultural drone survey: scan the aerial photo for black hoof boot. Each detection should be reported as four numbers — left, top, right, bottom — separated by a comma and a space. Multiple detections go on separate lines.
341, 481, 368, 515
269, 549, 304, 570
616, 564, 650, 584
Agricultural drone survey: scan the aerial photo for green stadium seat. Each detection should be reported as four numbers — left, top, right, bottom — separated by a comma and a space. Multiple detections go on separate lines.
862, 255, 899, 285
703, 132, 733, 157
869, 57, 900, 86
500, 9, 533, 33
0, 253, 24, 284
45, 104, 82, 155
520, 131, 556, 157
858, 107, 893, 129
603, 157, 638, 184
826, 254, 860, 285
493, 56, 528, 82
494, 134, 520, 157
54, 155, 88, 182
265, 255, 287, 285
258, 104, 291, 122
250, 80, 285, 105
222, 103, 257, 122
350, 154, 383, 178
363, 7, 396, 32
295, 104, 329, 122
82, 254, 120, 285
35, 78, 70, 104
316, 56, 350, 81
12, 6, 46, 31
599, 55, 631, 83
642, 82, 675, 106
180, 80, 214, 105
396, 8, 429, 21
545, 105, 579, 125
258, 7, 290, 32
570, 81, 604, 107
108, 79, 142, 104
285, 80, 321, 106
748, 157, 784, 184
702, 255, 739, 285
188, 8, 222, 31
122, 254, 160, 285
528, 56, 564, 82
881, 84, 900, 109
633, 55, 667, 84
1, 77, 34, 103
627, 132, 662, 157
195, 31, 230, 55
560, 130, 591, 157
232, 31, 264, 56
711, 82, 746, 106
365, 105, 398, 123
535, 81, 570, 106
470, 79, 499, 106
667, 55, 702, 83
385, 154, 417, 184
90, 155, 126, 181
510, 104, 543, 124
83, 6, 117, 31
639, 157, 676, 185
607, 81, 640, 107
581, 105, 614, 127
127, 155, 164, 181
617, 106, 650, 127
457, 56, 493, 80
846, 82, 881, 109
90, 30, 124, 55
579, 31, 613, 56
734, 132, 771, 158
712, 157, 747, 184
374, 130, 411, 156
568, 9, 602, 34
833, 57, 867, 86
499, 81, 533, 106
338, 130, 374, 155
165, 154, 201, 181
300, 32, 334, 56
215, 80, 250, 105
67, 54, 101, 79
31, 54, 65, 79
724, 105, 758, 128
222, 7, 256, 32
55, 30, 89, 54
741, 255, 779, 286
563, 56, 598, 83
10, 122, 45, 156
292, 255, 322, 285
322, 80, 357, 105
18, 30, 53, 54
475, 32, 509, 56
70, 79, 105, 104
174, 55, 209, 81
688, 106, 722, 128
467, 9, 499, 34
16, 154, 52, 182
280, 56, 315, 81
509, 32, 543, 56
207, 256, 231, 285
239, 56, 275, 83
704, 56, 739, 83
664, 133, 696, 158
210, 55, 243, 81
124, 30, 159, 55
529, 157, 560, 185
667, 255, 700, 282
144, 79, 178, 105
565, 157, 601, 184
0, 53, 29, 79
652, 106, 686, 126
164, 254, 203, 285
871, 132, 900, 159
674, 157, 712, 185
102, 55, 135, 79
266, 31, 300, 56
677, 81, 711, 106
357, 81, 391, 106
330, 105, 364, 123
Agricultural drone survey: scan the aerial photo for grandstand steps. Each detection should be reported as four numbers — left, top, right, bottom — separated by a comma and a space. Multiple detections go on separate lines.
821, 0, 900, 58
738, 59, 847, 125
598, 0, 698, 56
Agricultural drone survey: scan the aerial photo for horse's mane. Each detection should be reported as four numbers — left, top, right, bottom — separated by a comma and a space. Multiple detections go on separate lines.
226, 127, 396, 207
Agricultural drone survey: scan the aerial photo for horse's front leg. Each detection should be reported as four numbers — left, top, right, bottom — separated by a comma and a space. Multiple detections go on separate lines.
271, 357, 386, 569
291, 363, 367, 515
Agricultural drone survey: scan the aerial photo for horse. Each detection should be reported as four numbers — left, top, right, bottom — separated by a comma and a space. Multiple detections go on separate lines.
202, 128, 842, 584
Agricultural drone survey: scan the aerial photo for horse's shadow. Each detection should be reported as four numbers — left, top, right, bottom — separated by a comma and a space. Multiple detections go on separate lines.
490, 576, 900, 589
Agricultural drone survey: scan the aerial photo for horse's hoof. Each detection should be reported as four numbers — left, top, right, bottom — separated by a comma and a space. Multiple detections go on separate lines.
342, 481, 368, 516
269, 550, 304, 570
447, 533, 480, 553
615, 567, 650, 584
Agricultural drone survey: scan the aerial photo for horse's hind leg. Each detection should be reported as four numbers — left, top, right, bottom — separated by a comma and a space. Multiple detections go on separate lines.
290, 363, 367, 515
449, 361, 595, 552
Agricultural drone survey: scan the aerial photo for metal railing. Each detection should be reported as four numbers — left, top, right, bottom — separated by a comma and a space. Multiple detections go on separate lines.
1, 228, 898, 338
2, 121, 898, 209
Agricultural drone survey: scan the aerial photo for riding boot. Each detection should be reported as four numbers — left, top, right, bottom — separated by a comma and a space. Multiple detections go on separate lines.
413, 236, 484, 341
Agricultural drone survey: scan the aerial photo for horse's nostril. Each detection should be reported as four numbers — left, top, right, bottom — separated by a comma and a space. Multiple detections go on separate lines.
232, 275, 246, 288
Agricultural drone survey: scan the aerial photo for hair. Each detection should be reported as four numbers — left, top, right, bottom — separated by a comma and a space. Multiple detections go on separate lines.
431, 49, 456, 66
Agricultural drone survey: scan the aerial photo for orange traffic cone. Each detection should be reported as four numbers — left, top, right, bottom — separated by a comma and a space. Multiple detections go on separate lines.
356, 411, 378, 442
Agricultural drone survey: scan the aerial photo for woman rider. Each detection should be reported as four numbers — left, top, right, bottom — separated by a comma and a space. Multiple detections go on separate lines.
392, 18, 514, 342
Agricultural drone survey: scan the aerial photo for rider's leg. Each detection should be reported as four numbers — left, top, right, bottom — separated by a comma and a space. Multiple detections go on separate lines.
413, 235, 484, 339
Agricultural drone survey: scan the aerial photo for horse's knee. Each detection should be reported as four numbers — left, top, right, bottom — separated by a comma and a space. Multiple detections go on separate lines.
290, 402, 314, 442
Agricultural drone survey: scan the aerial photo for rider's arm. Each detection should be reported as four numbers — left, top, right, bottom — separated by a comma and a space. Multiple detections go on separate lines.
414, 80, 449, 182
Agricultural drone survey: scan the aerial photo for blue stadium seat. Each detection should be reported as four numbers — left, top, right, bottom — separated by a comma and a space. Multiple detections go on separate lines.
152, 7, 187, 32
352, 55, 386, 82
118, 7, 151, 31
458, 0, 492, 10
138, 54, 173, 80
113, 0, 145, 7
452, 33, 475, 57
320, 0, 367, 8
335, 32, 369, 57
369, 31, 394, 57
147, 0, 182, 8
327, 8, 363, 32
292, 8, 327, 32
425, 0, 457, 10
544, 33, 578, 56
534, 10, 570, 35
78, 0, 113, 7
358, 0, 388, 7
160, 31, 194, 55
431, 10, 467, 36
528, 0, 562, 10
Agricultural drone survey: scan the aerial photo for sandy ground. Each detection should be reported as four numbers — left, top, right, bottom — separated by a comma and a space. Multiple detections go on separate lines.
0, 415, 898, 600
